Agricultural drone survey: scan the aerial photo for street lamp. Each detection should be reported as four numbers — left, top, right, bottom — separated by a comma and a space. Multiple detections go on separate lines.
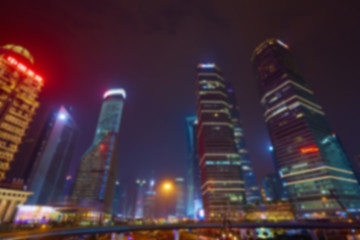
163, 182, 173, 192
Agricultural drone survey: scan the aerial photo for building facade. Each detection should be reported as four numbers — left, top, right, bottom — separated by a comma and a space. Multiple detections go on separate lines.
0, 187, 32, 223
143, 180, 156, 219
185, 116, 202, 218
25, 106, 78, 204
72, 89, 125, 213
262, 173, 286, 202
134, 179, 146, 219
0, 44, 44, 180
252, 38, 360, 218
226, 83, 262, 204
175, 177, 185, 218
196, 63, 245, 219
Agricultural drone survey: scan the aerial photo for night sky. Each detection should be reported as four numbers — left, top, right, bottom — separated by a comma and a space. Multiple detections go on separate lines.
1, 1, 360, 186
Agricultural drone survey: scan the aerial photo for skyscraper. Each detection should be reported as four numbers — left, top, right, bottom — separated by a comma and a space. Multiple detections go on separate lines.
196, 63, 245, 219
112, 180, 121, 215
26, 105, 78, 204
143, 179, 156, 219
262, 173, 286, 202
0, 45, 44, 180
134, 179, 146, 219
185, 116, 202, 218
72, 89, 125, 213
252, 38, 360, 218
175, 177, 185, 218
226, 83, 262, 204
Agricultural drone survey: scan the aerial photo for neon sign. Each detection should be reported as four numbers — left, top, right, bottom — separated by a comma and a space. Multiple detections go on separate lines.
300, 146, 319, 154
6, 56, 43, 82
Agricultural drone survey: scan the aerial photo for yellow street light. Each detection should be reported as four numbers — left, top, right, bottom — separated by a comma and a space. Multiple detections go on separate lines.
162, 181, 173, 192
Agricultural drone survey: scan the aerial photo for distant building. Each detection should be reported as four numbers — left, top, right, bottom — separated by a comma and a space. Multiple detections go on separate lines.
175, 178, 185, 218
25, 106, 78, 205
72, 89, 125, 213
143, 180, 156, 219
134, 179, 146, 219
226, 82, 261, 204
112, 180, 121, 215
0, 44, 44, 180
185, 116, 202, 218
196, 63, 245, 219
252, 38, 360, 218
262, 173, 286, 201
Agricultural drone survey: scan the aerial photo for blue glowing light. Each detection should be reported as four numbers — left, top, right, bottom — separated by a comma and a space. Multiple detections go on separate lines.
198, 209, 205, 220
199, 63, 215, 68
268, 145, 274, 151
58, 113, 67, 120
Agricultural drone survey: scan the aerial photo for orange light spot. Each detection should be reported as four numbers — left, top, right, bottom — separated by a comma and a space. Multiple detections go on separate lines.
300, 146, 319, 154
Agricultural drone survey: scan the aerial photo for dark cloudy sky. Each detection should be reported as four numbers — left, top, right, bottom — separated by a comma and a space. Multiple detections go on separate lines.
1, 1, 360, 185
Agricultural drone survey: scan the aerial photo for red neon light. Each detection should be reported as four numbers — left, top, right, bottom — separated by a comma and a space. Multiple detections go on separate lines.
35, 75, 43, 82
27, 70, 35, 77
17, 63, 27, 72
300, 146, 319, 154
5, 56, 43, 83
7, 56, 18, 65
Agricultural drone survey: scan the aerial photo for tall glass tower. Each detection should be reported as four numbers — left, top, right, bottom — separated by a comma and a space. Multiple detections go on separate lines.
134, 179, 146, 219
252, 39, 360, 218
185, 116, 202, 218
27, 105, 78, 204
72, 89, 125, 213
226, 83, 261, 204
196, 63, 245, 220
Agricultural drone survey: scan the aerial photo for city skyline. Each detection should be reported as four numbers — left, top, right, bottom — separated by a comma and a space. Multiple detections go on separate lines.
0, 1, 359, 190
1, 2, 360, 239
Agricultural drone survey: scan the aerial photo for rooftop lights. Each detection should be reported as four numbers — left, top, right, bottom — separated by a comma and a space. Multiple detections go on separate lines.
276, 39, 289, 49
103, 88, 126, 99
199, 63, 215, 68
6, 56, 43, 82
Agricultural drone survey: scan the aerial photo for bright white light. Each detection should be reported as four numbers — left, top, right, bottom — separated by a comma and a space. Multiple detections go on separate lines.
103, 89, 126, 99
276, 39, 289, 49
58, 113, 67, 120
198, 209, 205, 218
268, 145, 274, 151
199, 63, 215, 68
150, 180, 155, 187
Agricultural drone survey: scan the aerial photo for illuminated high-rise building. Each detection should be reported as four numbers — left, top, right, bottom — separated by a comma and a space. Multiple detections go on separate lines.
143, 179, 156, 219
252, 38, 360, 218
0, 45, 44, 181
25, 105, 78, 204
262, 173, 286, 202
134, 179, 146, 219
196, 63, 245, 219
72, 89, 125, 213
185, 116, 202, 218
226, 83, 261, 204
175, 177, 185, 218
112, 180, 121, 215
